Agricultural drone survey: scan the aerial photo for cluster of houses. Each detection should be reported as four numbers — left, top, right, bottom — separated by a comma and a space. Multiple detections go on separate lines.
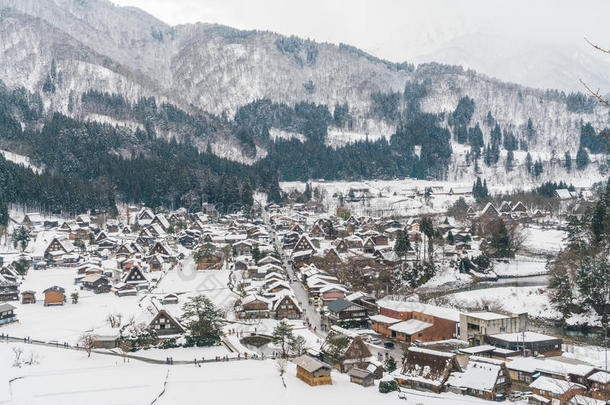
1, 199, 607, 405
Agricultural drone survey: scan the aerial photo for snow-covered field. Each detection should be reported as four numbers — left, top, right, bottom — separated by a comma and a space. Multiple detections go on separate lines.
281, 178, 476, 217
1, 267, 142, 344
522, 226, 567, 255
492, 259, 548, 277
439, 286, 559, 320
0, 342, 507, 405
0, 149, 42, 173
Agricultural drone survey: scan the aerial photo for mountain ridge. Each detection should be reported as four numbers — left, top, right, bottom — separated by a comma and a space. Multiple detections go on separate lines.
0, 0, 608, 184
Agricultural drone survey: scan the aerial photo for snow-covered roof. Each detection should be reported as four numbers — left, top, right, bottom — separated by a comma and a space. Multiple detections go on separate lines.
293, 355, 330, 373
490, 331, 559, 343
529, 376, 584, 394
369, 314, 401, 325
408, 347, 455, 358
464, 312, 512, 321
377, 299, 461, 322
568, 395, 606, 405
507, 357, 595, 377
588, 371, 610, 384
389, 319, 431, 335
447, 360, 501, 392
242, 294, 271, 306
459, 345, 497, 354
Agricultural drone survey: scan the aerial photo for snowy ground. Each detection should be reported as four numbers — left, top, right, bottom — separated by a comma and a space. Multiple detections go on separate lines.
492, 258, 548, 277
281, 178, 476, 217
0, 149, 42, 173
152, 265, 238, 314
438, 286, 560, 320
1, 267, 142, 345
0, 342, 513, 405
522, 226, 567, 256
562, 344, 610, 369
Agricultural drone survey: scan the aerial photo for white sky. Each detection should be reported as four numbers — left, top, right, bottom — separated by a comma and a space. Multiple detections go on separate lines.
111, 0, 610, 63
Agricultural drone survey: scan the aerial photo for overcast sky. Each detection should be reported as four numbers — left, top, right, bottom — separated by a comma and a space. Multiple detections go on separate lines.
111, 0, 610, 62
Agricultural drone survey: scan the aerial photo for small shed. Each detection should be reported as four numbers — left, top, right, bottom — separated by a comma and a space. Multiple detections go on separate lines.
348, 367, 374, 387
43, 286, 66, 306
161, 293, 179, 305
293, 355, 332, 386
0, 303, 17, 325
21, 290, 36, 304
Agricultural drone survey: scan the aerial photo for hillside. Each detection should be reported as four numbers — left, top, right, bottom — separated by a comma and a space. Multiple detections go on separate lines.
0, 0, 608, 198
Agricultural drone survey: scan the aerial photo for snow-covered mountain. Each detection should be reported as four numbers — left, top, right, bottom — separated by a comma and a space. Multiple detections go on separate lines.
0, 0, 608, 183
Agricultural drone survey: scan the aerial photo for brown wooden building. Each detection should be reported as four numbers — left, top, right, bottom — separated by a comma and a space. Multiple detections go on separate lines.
43, 286, 66, 306
294, 355, 332, 386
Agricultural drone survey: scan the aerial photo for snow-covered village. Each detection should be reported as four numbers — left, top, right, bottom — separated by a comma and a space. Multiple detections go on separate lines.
0, 178, 608, 405
0, 1, 610, 404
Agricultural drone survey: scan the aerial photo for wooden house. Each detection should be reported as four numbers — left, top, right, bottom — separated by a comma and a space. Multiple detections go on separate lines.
480, 203, 500, 219
293, 235, 316, 252
233, 240, 253, 257
21, 290, 36, 304
332, 238, 348, 253
362, 237, 376, 253
446, 356, 511, 401
150, 241, 172, 257
529, 376, 585, 405
161, 293, 179, 305
372, 300, 459, 343
122, 265, 149, 289
0, 280, 19, 302
196, 251, 223, 270
238, 294, 271, 319
588, 371, 610, 401
325, 298, 367, 325
348, 368, 374, 387
135, 298, 185, 337
396, 347, 462, 393
82, 274, 110, 293
22, 213, 43, 228
258, 255, 282, 266
321, 331, 376, 373
147, 254, 164, 272
44, 237, 76, 263
294, 355, 332, 386
152, 214, 170, 231
0, 303, 17, 325
43, 286, 66, 306
273, 292, 302, 320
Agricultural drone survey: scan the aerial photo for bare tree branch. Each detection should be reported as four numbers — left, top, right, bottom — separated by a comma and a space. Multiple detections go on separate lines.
584, 37, 610, 55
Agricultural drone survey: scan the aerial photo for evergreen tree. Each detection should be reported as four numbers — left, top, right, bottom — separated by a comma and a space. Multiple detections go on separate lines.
447, 231, 455, 245
526, 118, 536, 139
304, 182, 312, 200
272, 321, 295, 358
384, 356, 397, 373
525, 152, 533, 173
12, 226, 30, 252
533, 159, 543, 177
394, 229, 411, 258
505, 150, 514, 171
576, 147, 590, 169
181, 295, 224, 346
0, 195, 7, 227
564, 152, 572, 171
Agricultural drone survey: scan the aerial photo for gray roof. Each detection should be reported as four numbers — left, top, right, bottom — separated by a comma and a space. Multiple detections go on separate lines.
327, 298, 361, 314
293, 355, 330, 373
348, 368, 372, 378
0, 303, 16, 312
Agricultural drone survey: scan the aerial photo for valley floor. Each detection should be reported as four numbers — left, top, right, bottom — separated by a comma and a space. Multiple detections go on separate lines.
0, 342, 517, 405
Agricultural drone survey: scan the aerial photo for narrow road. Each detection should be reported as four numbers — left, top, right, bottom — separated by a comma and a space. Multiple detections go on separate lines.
261, 207, 325, 338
